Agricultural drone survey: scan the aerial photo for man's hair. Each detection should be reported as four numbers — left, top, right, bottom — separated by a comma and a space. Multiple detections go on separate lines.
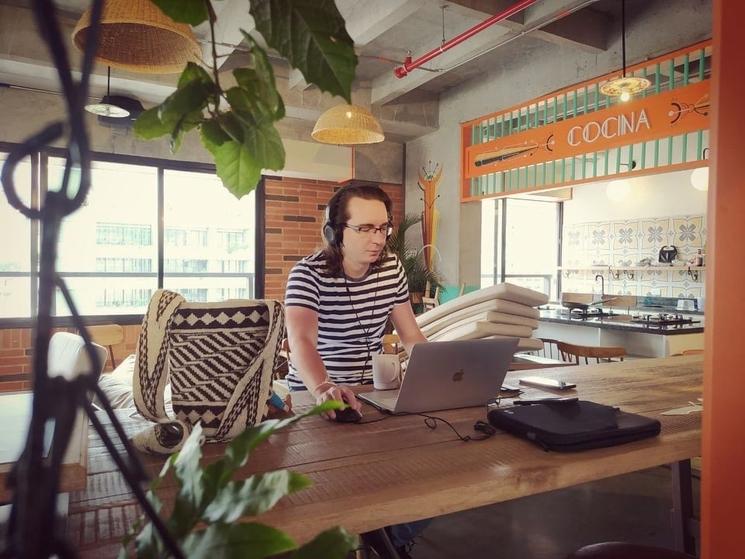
321, 184, 393, 277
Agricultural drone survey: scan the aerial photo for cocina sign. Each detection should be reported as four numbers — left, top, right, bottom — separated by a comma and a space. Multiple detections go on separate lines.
464, 78, 709, 177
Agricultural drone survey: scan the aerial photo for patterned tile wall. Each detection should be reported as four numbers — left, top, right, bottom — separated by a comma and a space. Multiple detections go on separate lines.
563, 214, 706, 298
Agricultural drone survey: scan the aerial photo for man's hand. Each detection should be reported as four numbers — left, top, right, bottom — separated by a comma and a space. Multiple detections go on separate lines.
312, 381, 362, 420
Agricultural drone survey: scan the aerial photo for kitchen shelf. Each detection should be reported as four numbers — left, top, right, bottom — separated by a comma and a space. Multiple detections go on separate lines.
558, 266, 706, 281
557, 266, 706, 271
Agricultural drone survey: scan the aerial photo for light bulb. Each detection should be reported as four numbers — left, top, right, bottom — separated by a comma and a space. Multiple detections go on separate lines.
345, 111, 352, 118
620, 90, 631, 102
606, 179, 631, 201
691, 167, 709, 191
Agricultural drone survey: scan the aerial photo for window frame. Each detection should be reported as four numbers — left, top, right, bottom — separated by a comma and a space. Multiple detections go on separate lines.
0, 142, 265, 327
486, 197, 564, 301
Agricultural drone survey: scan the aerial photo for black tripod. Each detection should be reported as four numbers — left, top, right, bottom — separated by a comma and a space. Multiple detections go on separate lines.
0, 2, 183, 557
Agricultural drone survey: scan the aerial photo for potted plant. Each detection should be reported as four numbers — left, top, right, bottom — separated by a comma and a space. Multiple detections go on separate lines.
388, 214, 442, 310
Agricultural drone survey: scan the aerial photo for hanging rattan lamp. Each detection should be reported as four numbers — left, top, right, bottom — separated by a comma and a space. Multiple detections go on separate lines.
600, 0, 650, 102
311, 104, 385, 145
72, 0, 201, 74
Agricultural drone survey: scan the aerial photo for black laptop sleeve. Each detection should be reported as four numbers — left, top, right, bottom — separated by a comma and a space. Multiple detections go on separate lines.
487, 400, 661, 452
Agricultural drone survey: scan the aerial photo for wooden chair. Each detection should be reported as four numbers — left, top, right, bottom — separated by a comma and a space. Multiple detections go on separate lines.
86, 324, 124, 369
421, 281, 440, 312
556, 341, 626, 365
539, 337, 561, 359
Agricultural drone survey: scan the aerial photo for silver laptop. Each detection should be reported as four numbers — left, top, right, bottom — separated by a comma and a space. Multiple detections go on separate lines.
358, 338, 518, 414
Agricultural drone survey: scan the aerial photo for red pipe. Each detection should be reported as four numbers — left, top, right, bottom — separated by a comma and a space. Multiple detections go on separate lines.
394, 0, 538, 78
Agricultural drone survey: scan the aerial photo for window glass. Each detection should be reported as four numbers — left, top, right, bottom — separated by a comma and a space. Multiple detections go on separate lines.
163, 170, 256, 302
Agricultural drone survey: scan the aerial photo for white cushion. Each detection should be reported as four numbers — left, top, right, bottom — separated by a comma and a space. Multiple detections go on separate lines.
48, 332, 108, 380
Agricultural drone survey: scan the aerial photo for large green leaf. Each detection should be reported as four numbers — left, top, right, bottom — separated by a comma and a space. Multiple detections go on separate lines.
200, 119, 231, 155
178, 61, 214, 88
290, 527, 358, 559
172, 423, 205, 507
243, 120, 285, 171
231, 32, 285, 121
224, 402, 344, 467
214, 139, 262, 199
134, 106, 172, 140
158, 81, 211, 129
182, 522, 296, 559
202, 470, 311, 523
249, 0, 357, 102
151, 0, 209, 26
213, 119, 284, 198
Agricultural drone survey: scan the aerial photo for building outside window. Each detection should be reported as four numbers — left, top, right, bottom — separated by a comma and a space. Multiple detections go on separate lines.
481, 197, 561, 300
0, 150, 259, 321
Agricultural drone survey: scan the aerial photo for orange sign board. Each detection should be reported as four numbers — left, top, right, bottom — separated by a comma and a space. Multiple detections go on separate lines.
465, 79, 710, 178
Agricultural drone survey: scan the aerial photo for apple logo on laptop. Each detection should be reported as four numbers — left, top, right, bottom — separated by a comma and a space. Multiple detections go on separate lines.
452, 369, 465, 382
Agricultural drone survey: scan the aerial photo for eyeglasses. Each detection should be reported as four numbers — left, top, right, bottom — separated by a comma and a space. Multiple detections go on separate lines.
344, 223, 393, 237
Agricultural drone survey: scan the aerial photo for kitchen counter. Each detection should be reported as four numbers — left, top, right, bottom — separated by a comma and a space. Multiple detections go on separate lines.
536, 309, 704, 357
539, 309, 704, 335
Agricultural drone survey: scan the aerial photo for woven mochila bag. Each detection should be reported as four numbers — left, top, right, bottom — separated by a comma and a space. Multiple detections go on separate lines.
133, 289, 284, 443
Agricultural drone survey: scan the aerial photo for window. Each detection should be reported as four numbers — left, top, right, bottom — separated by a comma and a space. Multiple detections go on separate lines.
0, 152, 34, 318
0, 148, 261, 323
482, 198, 561, 300
51, 158, 158, 316
96, 223, 152, 246
95, 258, 153, 273
163, 169, 256, 302
164, 259, 208, 273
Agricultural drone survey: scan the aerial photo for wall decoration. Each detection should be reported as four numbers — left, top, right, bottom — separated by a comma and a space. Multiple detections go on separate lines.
417, 160, 442, 271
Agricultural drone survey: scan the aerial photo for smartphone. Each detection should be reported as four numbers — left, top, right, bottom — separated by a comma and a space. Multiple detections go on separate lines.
519, 376, 576, 390
499, 383, 521, 392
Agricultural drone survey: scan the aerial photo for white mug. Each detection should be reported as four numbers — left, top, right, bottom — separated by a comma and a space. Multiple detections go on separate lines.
372, 354, 401, 390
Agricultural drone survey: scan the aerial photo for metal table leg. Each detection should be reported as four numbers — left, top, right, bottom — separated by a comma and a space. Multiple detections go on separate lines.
671, 459, 698, 555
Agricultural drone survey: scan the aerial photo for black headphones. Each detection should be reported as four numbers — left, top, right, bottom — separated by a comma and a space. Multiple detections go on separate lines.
322, 185, 394, 247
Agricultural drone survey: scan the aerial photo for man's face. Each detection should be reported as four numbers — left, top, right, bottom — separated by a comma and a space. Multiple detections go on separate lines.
341, 197, 390, 268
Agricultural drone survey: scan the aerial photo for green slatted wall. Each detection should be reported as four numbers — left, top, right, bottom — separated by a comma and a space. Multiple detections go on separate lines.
467, 45, 712, 198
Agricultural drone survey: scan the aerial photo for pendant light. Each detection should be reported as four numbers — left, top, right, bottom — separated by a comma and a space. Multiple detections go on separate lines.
73, 0, 201, 74
600, 0, 651, 102
312, 104, 385, 145
84, 67, 129, 118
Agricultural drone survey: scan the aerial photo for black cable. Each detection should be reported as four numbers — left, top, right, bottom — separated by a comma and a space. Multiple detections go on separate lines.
344, 270, 380, 386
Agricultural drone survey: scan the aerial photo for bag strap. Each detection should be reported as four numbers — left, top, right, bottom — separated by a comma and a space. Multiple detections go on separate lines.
133, 289, 185, 422
214, 300, 285, 440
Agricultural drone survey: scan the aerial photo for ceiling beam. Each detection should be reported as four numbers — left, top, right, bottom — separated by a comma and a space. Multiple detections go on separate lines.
371, 0, 607, 105
338, 0, 428, 46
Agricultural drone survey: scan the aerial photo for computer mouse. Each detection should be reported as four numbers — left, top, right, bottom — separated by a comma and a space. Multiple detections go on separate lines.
334, 407, 363, 423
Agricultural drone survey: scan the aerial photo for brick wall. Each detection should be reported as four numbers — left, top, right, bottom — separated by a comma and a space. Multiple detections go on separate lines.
0, 325, 141, 392
264, 177, 405, 300
0, 178, 404, 392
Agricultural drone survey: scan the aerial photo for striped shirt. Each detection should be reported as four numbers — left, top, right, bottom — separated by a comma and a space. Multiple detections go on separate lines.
284, 251, 409, 390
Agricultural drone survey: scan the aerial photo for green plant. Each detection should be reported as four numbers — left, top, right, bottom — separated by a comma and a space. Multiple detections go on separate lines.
134, 0, 357, 199
388, 213, 442, 297
123, 401, 357, 558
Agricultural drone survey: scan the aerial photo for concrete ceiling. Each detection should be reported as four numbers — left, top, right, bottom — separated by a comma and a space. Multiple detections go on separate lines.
0, 0, 650, 142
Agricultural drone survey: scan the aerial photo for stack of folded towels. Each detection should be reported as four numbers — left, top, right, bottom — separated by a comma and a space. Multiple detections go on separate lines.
416, 283, 549, 351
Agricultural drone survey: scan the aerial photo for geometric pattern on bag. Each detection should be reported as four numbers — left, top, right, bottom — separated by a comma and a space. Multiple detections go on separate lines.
133, 288, 285, 446
167, 300, 284, 441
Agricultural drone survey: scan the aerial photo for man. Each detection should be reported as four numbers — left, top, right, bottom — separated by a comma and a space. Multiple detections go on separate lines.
284, 184, 429, 558
284, 184, 427, 414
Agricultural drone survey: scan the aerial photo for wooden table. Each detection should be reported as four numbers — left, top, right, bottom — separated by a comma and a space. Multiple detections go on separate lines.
71, 355, 702, 556
0, 392, 88, 503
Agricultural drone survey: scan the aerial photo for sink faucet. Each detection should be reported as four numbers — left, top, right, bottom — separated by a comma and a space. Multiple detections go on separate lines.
594, 274, 605, 300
